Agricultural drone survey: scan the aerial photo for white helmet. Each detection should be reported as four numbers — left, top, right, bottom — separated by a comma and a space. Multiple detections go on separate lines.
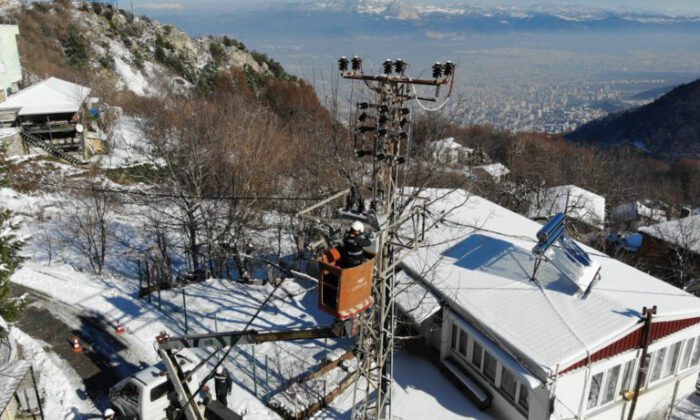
351, 221, 364, 234
216, 366, 224, 374
104, 408, 116, 417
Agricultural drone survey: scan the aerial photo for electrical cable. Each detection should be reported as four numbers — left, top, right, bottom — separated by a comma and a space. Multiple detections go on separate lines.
173, 254, 307, 419
406, 72, 455, 112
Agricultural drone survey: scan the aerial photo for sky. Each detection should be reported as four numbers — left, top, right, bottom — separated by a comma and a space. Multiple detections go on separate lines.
131, 0, 700, 15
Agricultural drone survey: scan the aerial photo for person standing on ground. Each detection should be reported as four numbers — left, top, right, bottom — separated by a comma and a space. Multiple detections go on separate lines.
214, 366, 233, 406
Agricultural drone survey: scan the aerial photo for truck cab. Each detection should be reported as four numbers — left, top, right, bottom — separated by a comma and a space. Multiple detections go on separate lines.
109, 350, 203, 419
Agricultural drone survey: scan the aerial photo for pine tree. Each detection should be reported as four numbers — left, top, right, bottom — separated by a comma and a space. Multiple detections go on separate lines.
0, 149, 26, 330
0, 210, 26, 323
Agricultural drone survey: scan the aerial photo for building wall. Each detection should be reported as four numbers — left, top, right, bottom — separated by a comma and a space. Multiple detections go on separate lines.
441, 309, 546, 420
0, 25, 21, 99
554, 323, 700, 420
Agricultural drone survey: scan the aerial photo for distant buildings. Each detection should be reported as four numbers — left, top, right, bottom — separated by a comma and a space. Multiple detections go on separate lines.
0, 24, 21, 101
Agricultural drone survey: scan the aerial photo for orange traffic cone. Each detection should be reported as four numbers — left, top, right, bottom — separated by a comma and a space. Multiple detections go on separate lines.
115, 321, 125, 335
71, 336, 82, 353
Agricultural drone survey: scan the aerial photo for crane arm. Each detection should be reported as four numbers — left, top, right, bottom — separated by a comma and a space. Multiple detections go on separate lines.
156, 325, 344, 351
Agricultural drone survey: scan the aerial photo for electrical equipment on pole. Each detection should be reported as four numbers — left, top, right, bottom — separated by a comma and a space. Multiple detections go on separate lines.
338, 57, 455, 419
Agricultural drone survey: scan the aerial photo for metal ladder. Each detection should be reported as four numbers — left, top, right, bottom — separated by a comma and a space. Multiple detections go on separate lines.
20, 131, 86, 166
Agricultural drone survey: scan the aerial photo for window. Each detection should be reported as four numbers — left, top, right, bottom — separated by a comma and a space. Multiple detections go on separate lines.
483, 351, 497, 383
601, 364, 621, 405
619, 359, 636, 396
663, 342, 682, 378
587, 372, 603, 409
472, 342, 483, 369
681, 338, 695, 370
500, 367, 517, 401
150, 380, 174, 402
649, 348, 667, 383
518, 385, 529, 413
458, 330, 468, 357
451, 324, 458, 351
691, 337, 700, 367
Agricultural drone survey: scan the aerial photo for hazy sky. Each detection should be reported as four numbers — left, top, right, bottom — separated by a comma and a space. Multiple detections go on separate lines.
132, 0, 700, 15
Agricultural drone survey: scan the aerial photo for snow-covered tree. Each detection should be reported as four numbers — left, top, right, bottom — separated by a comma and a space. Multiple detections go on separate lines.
0, 210, 26, 325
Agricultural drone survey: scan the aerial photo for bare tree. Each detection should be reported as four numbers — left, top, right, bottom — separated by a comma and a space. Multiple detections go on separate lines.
62, 180, 117, 274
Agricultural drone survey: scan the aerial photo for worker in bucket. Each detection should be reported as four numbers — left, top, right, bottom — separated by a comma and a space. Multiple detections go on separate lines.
341, 221, 371, 268
214, 365, 233, 405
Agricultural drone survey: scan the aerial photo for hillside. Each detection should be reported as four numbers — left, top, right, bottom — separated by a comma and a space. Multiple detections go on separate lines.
8, 1, 288, 100
567, 78, 700, 161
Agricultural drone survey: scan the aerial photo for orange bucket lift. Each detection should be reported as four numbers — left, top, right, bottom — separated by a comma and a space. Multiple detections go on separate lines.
317, 247, 375, 320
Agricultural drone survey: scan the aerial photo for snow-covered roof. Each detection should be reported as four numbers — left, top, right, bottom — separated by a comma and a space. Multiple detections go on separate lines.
528, 184, 605, 229
472, 162, 510, 178
0, 77, 90, 116
401, 189, 700, 379
0, 359, 30, 414
395, 272, 441, 325
431, 137, 472, 152
639, 215, 700, 256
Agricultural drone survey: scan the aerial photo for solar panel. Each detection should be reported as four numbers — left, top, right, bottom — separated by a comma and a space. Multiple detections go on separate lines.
531, 213, 601, 296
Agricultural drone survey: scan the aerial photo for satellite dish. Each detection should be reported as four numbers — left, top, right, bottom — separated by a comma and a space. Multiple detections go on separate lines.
75, 123, 84, 133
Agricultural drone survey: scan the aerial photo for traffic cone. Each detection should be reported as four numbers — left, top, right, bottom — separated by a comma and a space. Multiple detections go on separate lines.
115, 321, 125, 335
71, 336, 82, 353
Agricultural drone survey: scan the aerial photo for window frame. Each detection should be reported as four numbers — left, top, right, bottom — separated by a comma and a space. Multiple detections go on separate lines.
680, 337, 696, 371
587, 372, 604, 409
600, 364, 621, 406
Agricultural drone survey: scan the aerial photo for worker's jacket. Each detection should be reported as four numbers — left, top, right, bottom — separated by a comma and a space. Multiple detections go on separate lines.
341, 233, 371, 266
214, 370, 232, 395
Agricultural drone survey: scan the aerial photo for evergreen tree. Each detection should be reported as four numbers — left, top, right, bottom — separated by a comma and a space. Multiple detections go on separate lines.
0, 150, 26, 330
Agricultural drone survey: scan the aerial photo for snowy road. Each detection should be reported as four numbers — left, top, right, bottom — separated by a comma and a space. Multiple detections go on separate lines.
12, 285, 145, 416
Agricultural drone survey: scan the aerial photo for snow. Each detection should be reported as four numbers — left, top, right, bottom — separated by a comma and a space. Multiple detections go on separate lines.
639, 215, 700, 256
472, 163, 510, 179
108, 40, 153, 97
98, 116, 151, 168
0, 77, 90, 116
9, 327, 99, 417
400, 189, 700, 379
528, 184, 606, 229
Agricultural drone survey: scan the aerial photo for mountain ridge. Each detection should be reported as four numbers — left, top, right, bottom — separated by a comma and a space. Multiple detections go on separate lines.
566, 78, 700, 161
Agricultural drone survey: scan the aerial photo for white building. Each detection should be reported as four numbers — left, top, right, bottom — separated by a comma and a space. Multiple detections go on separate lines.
0, 24, 21, 101
429, 137, 474, 165
528, 185, 606, 230
470, 163, 511, 183
396, 189, 700, 420
612, 201, 667, 225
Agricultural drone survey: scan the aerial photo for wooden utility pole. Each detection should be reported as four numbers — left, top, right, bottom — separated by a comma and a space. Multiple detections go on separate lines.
627, 305, 656, 420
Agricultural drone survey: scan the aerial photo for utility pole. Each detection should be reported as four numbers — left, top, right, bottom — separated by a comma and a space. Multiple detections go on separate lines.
628, 305, 656, 420
337, 57, 454, 420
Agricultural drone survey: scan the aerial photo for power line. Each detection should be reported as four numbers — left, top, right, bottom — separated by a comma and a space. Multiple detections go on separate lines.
39, 182, 337, 202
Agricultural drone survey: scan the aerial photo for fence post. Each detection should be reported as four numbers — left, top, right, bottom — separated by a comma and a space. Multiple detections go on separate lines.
30, 366, 45, 420
252, 346, 258, 397
182, 288, 188, 334
214, 313, 218, 333
265, 355, 270, 403
145, 260, 152, 303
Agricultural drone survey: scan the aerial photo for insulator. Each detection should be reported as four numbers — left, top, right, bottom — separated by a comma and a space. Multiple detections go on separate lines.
394, 59, 406, 74
378, 115, 388, 125
378, 105, 389, 113
432, 62, 443, 78
443, 61, 454, 76
357, 126, 375, 133
399, 118, 409, 127
399, 132, 408, 140
358, 112, 369, 122
383, 59, 393, 75
357, 102, 370, 110
377, 129, 387, 136
351, 56, 362, 71
399, 108, 410, 115
338, 56, 349, 72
